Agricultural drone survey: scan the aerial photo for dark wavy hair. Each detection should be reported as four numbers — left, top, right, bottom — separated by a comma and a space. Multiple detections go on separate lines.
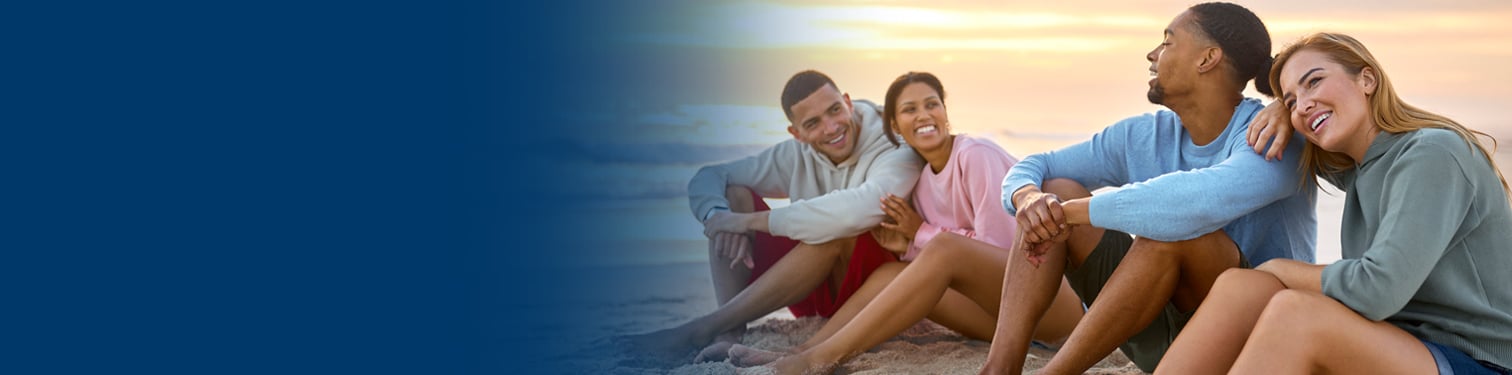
881, 72, 946, 146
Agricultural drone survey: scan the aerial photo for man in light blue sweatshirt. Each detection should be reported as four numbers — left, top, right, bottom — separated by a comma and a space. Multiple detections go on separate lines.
980, 3, 1316, 375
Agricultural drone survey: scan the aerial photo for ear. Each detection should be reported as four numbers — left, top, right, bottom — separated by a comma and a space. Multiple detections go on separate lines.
787, 125, 800, 140
842, 92, 854, 112
1358, 66, 1379, 95
1196, 47, 1224, 74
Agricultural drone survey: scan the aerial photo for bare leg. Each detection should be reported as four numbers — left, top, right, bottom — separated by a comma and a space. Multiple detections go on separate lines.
1230, 290, 1436, 374
1155, 268, 1284, 374
981, 179, 1106, 375
799, 262, 908, 350
770, 231, 1084, 374
728, 261, 908, 367
1036, 229, 1240, 375
696, 186, 759, 362
625, 237, 857, 362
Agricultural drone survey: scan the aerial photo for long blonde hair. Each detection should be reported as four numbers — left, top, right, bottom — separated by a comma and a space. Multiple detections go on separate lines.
1270, 32, 1509, 194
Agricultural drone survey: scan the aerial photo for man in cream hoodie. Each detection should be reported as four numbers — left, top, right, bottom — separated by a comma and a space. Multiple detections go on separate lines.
625, 70, 922, 363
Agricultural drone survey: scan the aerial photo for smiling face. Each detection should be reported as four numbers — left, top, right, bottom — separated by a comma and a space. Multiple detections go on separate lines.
787, 83, 859, 164
891, 82, 950, 153
1278, 49, 1378, 162
1146, 11, 1208, 105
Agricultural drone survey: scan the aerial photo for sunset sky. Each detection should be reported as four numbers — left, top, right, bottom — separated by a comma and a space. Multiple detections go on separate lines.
615, 0, 1512, 153
560, 1, 1512, 266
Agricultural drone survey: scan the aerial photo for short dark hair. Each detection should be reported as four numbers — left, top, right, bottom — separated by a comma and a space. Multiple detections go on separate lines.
780, 70, 838, 120
1189, 2, 1275, 97
882, 72, 946, 146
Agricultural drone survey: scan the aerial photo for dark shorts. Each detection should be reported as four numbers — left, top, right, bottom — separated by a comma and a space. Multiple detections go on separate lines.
1063, 230, 1249, 373
1422, 339, 1512, 375
747, 193, 896, 318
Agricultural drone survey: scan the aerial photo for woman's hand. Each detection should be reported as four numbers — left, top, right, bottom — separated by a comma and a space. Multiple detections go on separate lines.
1247, 100, 1294, 161
879, 194, 922, 238
870, 227, 911, 255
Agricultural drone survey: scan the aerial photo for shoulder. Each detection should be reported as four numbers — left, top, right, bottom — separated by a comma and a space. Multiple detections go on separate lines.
1107, 111, 1165, 134
1398, 128, 1476, 159
852, 99, 882, 117
1386, 129, 1485, 180
1405, 127, 1468, 147
953, 135, 1015, 166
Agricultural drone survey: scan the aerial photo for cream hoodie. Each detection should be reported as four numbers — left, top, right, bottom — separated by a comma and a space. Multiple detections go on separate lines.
688, 100, 923, 244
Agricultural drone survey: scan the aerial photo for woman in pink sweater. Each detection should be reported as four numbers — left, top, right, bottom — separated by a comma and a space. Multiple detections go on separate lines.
736, 72, 1085, 374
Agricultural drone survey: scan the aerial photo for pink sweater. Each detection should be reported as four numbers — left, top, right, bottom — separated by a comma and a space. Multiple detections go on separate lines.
903, 135, 1020, 261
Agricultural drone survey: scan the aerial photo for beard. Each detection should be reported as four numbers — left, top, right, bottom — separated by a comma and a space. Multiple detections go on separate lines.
1147, 82, 1165, 105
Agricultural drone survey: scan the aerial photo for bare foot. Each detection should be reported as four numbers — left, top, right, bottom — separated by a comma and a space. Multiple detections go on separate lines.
767, 353, 839, 375
614, 326, 701, 366
729, 344, 786, 367
693, 340, 735, 363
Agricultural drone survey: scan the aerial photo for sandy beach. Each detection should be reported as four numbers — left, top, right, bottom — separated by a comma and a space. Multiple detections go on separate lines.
543, 261, 1142, 374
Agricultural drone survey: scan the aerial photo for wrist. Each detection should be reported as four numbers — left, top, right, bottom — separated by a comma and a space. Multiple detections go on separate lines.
703, 207, 730, 223
1062, 198, 1091, 225
1012, 186, 1039, 210
747, 211, 771, 233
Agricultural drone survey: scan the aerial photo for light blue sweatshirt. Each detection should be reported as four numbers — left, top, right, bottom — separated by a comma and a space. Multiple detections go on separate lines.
1001, 98, 1316, 265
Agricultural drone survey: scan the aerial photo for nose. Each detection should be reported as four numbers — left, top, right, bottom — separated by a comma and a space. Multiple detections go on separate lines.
1147, 45, 1160, 63
826, 119, 844, 135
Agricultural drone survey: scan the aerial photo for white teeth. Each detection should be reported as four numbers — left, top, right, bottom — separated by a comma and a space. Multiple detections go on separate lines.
827, 134, 844, 145
1311, 113, 1331, 131
915, 125, 938, 135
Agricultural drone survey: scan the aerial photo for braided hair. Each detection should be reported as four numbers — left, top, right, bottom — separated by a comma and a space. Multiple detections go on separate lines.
1188, 2, 1275, 97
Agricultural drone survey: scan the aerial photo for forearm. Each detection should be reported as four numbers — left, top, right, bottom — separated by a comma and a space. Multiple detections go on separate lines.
746, 211, 770, 233
703, 210, 772, 235
1255, 259, 1323, 293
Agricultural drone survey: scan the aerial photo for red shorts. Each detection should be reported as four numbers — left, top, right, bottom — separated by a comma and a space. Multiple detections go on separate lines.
748, 193, 897, 318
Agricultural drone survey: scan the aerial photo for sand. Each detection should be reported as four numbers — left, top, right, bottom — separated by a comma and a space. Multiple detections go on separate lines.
545, 262, 1144, 374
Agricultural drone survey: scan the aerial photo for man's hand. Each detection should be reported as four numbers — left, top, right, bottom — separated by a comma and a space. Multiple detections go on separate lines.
1246, 100, 1293, 161
711, 232, 754, 269
702, 210, 751, 238
1013, 187, 1067, 244
703, 211, 758, 269
1020, 226, 1072, 267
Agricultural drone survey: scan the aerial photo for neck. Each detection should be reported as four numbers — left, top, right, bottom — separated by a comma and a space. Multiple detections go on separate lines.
920, 135, 955, 174
1346, 126, 1379, 164
1169, 89, 1243, 146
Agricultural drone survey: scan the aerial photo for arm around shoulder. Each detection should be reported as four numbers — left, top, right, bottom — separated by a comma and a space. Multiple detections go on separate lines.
769, 145, 922, 243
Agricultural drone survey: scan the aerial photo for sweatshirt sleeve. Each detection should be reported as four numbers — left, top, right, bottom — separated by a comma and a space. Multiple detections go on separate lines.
1001, 118, 1136, 216
1085, 130, 1308, 241
1322, 141, 1474, 321
910, 145, 1019, 259
688, 141, 800, 222
768, 144, 923, 244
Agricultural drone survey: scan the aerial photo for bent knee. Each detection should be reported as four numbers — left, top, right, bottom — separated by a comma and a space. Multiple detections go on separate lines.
921, 232, 968, 252
1130, 230, 1237, 259
1213, 268, 1273, 289
1256, 290, 1327, 331
724, 185, 756, 212
1041, 178, 1091, 199
914, 233, 978, 262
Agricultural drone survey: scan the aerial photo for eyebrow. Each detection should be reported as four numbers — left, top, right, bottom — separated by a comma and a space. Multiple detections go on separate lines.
1296, 67, 1324, 87
804, 102, 842, 126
